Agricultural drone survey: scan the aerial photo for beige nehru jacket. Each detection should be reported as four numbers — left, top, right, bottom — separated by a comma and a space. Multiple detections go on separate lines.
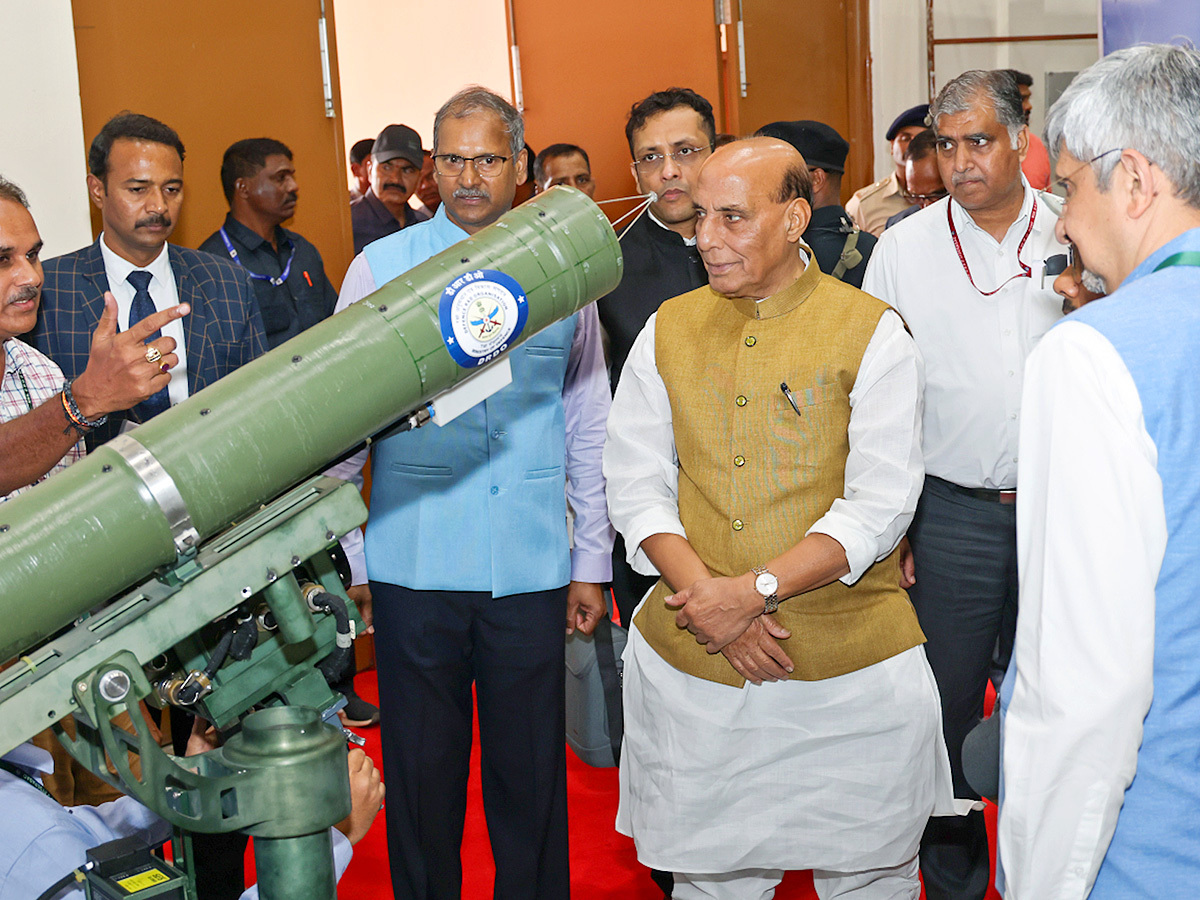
631, 261, 925, 687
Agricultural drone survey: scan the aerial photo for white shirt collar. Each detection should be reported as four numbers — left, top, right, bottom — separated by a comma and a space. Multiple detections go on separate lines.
98, 234, 173, 291
647, 208, 698, 247
948, 177, 1043, 246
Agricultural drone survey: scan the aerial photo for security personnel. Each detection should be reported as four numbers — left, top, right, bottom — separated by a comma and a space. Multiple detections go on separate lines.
846, 103, 929, 236
756, 119, 877, 288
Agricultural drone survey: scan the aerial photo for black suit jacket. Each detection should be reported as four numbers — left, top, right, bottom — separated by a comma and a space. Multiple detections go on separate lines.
32, 239, 268, 446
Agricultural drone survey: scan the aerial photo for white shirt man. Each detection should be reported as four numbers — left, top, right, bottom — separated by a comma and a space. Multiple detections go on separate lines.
861, 69, 1063, 900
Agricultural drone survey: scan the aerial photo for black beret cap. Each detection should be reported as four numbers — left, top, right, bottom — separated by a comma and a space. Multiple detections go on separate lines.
755, 119, 849, 173
886, 104, 931, 141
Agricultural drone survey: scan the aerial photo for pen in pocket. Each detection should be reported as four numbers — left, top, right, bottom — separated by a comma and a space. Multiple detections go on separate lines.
780, 382, 803, 417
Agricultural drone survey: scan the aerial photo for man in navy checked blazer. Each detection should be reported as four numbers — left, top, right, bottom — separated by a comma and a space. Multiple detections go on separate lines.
32, 112, 266, 449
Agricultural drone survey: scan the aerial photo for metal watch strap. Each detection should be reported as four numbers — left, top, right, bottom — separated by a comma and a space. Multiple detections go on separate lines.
751, 565, 780, 614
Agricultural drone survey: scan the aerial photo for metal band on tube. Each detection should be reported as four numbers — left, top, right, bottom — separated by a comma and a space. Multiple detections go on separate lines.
108, 433, 200, 556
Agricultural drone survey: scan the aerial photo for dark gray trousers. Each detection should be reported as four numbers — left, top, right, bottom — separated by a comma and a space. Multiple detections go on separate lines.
908, 476, 1017, 900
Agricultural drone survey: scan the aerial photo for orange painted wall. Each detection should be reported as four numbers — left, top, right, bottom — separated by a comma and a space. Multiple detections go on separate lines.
510, 1, 723, 212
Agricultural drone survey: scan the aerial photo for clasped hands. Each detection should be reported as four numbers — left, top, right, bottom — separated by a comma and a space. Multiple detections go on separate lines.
666, 575, 795, 685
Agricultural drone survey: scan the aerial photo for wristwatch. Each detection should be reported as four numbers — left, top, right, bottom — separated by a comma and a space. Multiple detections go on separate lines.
751, 565, 780, 614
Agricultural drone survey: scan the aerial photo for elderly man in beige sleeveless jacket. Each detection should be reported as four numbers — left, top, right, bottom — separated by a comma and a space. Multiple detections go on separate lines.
603, 137, 957, 900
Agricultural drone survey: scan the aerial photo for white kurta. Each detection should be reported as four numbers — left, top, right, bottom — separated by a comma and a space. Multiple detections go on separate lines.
1001, 321, 1163, 898
605, 301, 957, 874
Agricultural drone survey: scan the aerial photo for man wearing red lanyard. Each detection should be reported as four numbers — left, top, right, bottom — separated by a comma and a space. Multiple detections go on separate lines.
862, 68, 1063, 900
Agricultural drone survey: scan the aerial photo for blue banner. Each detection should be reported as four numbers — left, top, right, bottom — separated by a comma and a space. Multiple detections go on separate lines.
1102, 1, 1199, 54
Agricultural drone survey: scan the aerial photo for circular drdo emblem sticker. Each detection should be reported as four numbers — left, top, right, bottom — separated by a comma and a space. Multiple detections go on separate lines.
439, 269, 529, 368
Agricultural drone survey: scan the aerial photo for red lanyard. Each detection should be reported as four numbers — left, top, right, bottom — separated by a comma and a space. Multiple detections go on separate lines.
947, 198, 1038, 296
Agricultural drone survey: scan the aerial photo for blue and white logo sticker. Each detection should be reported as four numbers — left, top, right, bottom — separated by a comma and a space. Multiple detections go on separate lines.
439, 269, 529, 368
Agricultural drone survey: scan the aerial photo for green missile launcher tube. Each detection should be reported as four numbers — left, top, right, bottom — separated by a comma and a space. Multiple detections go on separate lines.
0, 187, 622, 664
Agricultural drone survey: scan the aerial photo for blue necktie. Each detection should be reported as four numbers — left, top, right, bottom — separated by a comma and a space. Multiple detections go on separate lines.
127, 270, 169, 419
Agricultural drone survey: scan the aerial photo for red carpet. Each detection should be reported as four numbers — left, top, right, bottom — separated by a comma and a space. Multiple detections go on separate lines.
289, 671, 1001, 899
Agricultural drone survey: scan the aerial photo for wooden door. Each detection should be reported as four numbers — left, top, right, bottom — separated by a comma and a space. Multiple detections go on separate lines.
70, 0, 354, 286
721, 0, 874, 204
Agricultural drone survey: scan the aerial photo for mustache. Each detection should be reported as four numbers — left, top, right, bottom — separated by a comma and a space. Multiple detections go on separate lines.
135, 212, 172, 229
284, 192, 298, 204
7, 284, 39, 304
452, 187, 489, 201
380, 182, 408, 193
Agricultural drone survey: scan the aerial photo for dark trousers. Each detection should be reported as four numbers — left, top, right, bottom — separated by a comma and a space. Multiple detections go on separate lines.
371, 582, 570, 900
907, 476, 1017, 900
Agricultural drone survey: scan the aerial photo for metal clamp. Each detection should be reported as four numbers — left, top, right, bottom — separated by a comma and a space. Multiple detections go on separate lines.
108, 433, 200, 557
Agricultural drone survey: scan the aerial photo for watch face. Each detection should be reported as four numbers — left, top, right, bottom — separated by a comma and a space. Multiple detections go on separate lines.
755, 572, 779, 596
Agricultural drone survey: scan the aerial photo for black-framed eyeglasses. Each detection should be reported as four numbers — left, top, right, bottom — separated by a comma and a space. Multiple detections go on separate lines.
433, 153, 511, 177
901, 188, 949, 208
630, 145, 713, 174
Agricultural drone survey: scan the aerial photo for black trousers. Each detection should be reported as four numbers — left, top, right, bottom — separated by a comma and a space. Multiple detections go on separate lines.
371, 582, 570, 900
908, 477, 1017, 900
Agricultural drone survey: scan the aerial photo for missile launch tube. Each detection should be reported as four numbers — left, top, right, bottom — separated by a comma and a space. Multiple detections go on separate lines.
0, 187, 622, 662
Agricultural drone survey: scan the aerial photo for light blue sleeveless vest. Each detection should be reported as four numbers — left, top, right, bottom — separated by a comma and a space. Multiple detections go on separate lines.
1071, 228, 1200, 897
362, 209, 577, 597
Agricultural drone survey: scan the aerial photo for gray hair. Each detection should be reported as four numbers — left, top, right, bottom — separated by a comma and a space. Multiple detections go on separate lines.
931, 69, 1026, 149
1045, 43, 1200, 207
433, 86, 524, 159
0, 176, 29, 208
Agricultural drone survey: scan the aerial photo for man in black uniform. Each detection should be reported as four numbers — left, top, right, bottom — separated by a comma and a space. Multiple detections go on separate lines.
597, 87, 713, 629
200, 138, 337, 350
756, 119, 876, 288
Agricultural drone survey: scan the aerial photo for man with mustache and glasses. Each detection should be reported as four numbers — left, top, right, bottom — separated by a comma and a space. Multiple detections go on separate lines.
330, 86, 612, 900
0, 175, 187, 502
350, 123, 429, 254
862, 68, 1063, 900
199, 139, 338, 352
33, 112, 266, 450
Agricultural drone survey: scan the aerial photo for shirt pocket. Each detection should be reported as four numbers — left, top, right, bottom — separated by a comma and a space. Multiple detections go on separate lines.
389, 463, 454, 478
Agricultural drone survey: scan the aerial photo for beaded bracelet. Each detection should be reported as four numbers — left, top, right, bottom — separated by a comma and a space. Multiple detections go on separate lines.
60, 379, 108, 436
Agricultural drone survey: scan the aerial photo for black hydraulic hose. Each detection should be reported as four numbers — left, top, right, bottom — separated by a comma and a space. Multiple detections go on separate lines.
308, 589, 353, 684
35, 861, 96, 900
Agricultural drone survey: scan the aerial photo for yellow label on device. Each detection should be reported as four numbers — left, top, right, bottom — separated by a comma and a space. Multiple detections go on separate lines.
115, 868, 171, 892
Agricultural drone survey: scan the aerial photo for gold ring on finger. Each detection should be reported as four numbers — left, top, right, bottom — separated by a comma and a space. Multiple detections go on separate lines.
145, 346, 163, 364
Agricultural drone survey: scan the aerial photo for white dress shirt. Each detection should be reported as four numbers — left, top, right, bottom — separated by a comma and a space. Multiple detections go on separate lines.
98, 235, 189, 408
862, 181, 1063, 489
1000, 320, 1162, 898
604, 306, 925, 585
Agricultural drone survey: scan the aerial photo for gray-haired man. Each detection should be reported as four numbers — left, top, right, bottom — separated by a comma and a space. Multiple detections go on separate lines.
1002, 44, 1200, 899
862, 69, 1064, 900
330, 87, 613, 900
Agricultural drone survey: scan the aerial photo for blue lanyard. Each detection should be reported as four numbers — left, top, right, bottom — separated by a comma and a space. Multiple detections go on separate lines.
219, 227, 295, 287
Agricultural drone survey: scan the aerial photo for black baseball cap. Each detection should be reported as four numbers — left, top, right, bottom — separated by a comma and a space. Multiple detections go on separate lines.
756, 120, 849, 173
372, 124, 423, 169
886, 104, 930, 141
